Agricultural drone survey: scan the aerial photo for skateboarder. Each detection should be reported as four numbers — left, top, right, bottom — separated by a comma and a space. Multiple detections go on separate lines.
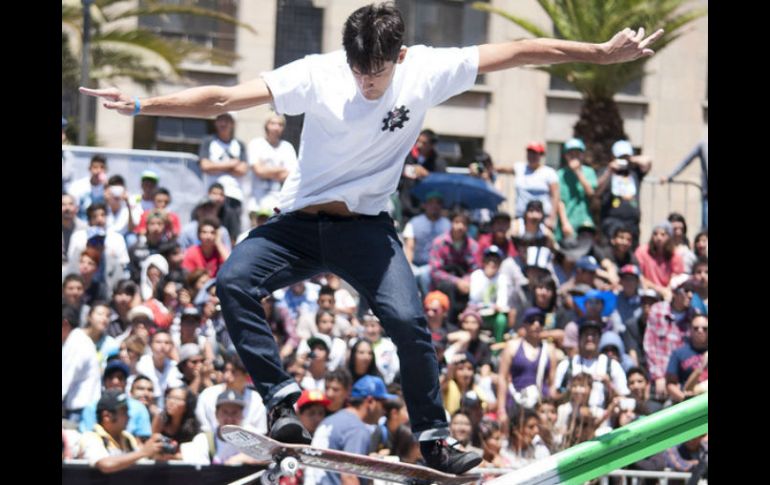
81, 2, 663, 476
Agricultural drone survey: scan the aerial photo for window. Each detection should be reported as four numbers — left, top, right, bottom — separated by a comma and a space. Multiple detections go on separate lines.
138, 0, 238, 59
133, 116, 213, 154
398, 0, 489, 48
549, 76, 642, 96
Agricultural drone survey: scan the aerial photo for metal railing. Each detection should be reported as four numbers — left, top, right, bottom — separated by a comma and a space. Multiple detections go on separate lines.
640, 178, 703, 240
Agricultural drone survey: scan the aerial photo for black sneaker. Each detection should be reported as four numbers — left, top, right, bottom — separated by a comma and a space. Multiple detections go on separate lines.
267, 400, 312, 444
420, 439, 482, 475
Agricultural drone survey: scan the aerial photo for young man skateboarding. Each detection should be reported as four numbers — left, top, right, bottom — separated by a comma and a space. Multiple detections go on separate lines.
82, 2, 662, 475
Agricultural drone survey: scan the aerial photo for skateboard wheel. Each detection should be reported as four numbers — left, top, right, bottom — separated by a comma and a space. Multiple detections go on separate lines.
280, 456, 299, 475
260, 470, 279, 485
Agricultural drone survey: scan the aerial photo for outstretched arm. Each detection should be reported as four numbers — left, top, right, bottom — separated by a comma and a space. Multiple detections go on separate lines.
79, 78, 274, 118
478, 27, 663, 74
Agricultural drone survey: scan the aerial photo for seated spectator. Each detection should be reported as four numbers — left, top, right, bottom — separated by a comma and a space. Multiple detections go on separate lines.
478, 419, 511, 471
510, 200, 556, 249
296, 286, 352, 341
442, 352, 488, 415
128, 209, 170, 283
665, 434, 708, 478
634, 221, 684, 301
300, 336, 331, 391
469, 245, 511, 342
83, 301, 119, 369
151, 385, 200, 460
668, 212, 697, 274
296, 389, 331, 437
666, 314, 708, 403
67, 203, 131, 295
182, 390, 260, 465
119, 304, 156, 349
79, 360, 152, 441
135, 330, 184, 408
107, 279, 141, 338
403, 191, 452, 297
324, 368, 353, 415
144, 275, 180, 330
693, 230, 708, 261
104, 175, 140, 238
130, 375, 160, 421
78, 389, 168, 473
182, 218, 229, 277
370, 396, 409, 456
179, 193, 233, 252
118, 334, 147, 378
553, 373, 603, 449
475, 211, 517, 262
194, 352, 267, 434
500, 408, 551, 469
140, 253, 168, 302
359, 312, 400, 385
134, 187, 182, 240
172, 307, 215, 369
429, 210, 480, 324
63, 274, 88, 327
177, 343, 214, 396
625, 367, 664, 416
347, 338, 384, 384
78, 246, 110, 305
599, 331, 636, 373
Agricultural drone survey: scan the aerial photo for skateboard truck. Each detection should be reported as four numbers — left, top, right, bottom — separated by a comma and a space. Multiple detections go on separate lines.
260, 454, 299, 485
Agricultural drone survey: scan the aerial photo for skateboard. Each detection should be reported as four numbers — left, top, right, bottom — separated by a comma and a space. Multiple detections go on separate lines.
221, 425, 482, 485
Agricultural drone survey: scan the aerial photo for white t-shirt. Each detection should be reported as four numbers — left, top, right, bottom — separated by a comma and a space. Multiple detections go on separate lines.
513, 162, 559, 217
553, 354, 629, 409
247, 137, 298, 211
403, 214, 451, 266
194, 383, 267, 434
469, 269, 511, 313
62, 328, 102, 411
135, 354, 184, 404
261, 45, 479, 215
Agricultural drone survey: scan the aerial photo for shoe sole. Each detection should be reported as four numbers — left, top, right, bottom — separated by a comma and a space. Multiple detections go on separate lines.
269, 416, 312, 445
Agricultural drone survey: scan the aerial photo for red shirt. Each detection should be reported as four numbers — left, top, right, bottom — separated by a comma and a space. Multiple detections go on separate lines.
134, 209, 182, 237
182, 245, 224, 277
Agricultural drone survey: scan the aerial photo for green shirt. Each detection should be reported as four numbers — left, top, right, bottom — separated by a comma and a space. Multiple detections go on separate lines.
556, 165, 598, 240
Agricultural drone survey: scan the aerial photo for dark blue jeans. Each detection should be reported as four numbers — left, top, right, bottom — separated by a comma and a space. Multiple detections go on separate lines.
216, 211, 449, 440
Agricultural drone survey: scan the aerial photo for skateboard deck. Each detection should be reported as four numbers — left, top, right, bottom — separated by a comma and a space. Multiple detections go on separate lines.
221, 425, 481, 485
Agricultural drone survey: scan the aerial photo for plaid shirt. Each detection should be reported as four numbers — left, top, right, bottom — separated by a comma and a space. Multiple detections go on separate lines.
428, 232, 480, 288
643, 301, 691, 380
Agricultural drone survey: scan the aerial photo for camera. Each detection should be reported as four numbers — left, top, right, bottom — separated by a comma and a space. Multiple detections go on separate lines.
159, 435, 178, 455
615, 159, 629, 170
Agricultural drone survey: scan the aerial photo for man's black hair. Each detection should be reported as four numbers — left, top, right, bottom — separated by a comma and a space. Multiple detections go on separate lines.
343, 2, 404, 75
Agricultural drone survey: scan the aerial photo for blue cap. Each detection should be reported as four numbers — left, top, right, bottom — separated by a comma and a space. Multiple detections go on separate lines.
483, 244, 504, 260
564, 138, 585, 152
86, 226, 107, 241
612, 140, 634, 158
103, 360, 130, 379
350, 375, 397, 400
194, 278, 217, 307
576, 255, 600, 272
62, 117, 68, 129
573, 290, 617, 317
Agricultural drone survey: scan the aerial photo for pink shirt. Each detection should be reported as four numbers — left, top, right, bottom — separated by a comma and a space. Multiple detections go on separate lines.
634, 244, 684, 287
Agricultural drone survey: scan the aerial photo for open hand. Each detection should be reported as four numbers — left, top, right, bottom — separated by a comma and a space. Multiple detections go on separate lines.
601, 27, 664, 64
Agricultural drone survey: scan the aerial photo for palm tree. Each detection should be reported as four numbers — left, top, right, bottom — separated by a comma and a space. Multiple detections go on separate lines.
472, 0, 706, 165
62, 0, 255, 90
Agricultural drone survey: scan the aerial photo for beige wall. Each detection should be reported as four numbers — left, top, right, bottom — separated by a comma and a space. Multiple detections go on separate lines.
94, 0, 707, 235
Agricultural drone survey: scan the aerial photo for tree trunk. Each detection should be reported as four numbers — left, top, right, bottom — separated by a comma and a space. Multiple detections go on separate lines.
573, 97, 627, 168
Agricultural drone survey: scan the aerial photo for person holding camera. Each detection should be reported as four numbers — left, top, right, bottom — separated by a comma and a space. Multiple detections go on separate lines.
150, 385, 200, 460
78, 389, 170, 473
595, 140, 652, 249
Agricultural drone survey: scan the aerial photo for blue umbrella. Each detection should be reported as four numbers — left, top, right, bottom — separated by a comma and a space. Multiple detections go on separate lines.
411, 173, 505, 210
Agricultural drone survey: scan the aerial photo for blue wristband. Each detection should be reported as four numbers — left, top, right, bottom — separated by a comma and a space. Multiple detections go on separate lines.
132, 96, 141, 116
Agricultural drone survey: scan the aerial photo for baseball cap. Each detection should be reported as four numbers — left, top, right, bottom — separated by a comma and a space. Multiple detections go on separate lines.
178, 343, 202, 363
576, 255, 600, 272
103, 360, 130, 380
140, 169, 159, 182
483, 244, 504, 260
180, 306, 202, 320
424, 291, 450, 313
216, 389, 246, 409
307, 334, 331, 353
619, 264, 641, 278
612, 140, 634, 158
564, 138, 586, 152
127, 305, 154, 323
350, 375, 397, 400
296, 389, 331, 411
578, 319, 604, 335
526, 142, 546, 154
424, 190, 443, 201
521, 307, 546, 324
97, 389, 129, 415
